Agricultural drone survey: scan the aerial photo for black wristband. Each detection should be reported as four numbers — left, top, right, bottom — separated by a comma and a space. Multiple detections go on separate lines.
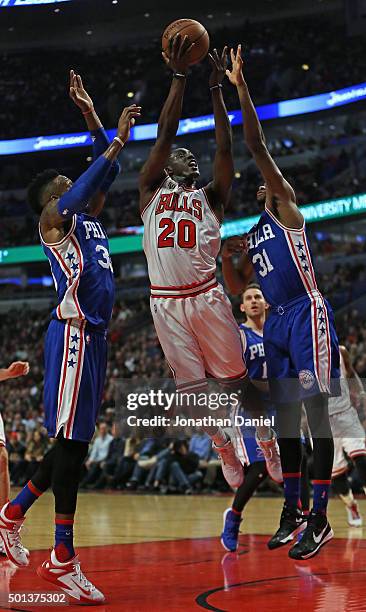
173, 72, 187, 79
210, 84, 223, 91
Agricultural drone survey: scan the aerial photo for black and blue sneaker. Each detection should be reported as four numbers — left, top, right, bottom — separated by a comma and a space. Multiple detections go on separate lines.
267, 503, 307, 550
221, 508, 242, 552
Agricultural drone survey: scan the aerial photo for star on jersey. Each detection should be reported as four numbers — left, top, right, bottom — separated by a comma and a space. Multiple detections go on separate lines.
65, 252, 75, 262
70, 334, 79, 344
69, 346, 78, 355
316, 303, 326, 335
71, 262, 79, 272
296, 241, 311, 274
67, 358, 76, 368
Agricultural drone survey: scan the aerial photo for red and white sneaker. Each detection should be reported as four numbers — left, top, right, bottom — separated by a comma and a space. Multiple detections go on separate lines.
256, 430, 283, 483
213, 439, 244, 489
346, 502, 363, 527
37, 549, 105, 605
0, 502, 29, 567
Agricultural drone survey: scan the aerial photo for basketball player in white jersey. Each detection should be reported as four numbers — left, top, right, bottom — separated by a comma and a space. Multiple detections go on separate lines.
0, 361, 29, 555
139, 35, 282, 488
329, 346, 366, 527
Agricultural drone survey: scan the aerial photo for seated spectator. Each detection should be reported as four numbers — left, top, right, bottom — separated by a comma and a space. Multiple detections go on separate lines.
7, 431, 26, 486
80, 423, 113, 488
167, 440, 203, 494
111, 435, 142, 489
22, 429, 49, 484
89, 422, 125, 490
126, 433, 167, 490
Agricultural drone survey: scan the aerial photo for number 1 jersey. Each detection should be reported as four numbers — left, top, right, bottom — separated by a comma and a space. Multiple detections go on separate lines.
247, 206, 318, 307
40, 213, 115, 330
142, 176, 221, 289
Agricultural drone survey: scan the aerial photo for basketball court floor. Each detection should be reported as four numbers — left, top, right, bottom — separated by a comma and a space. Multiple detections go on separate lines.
1, 492, 365, 611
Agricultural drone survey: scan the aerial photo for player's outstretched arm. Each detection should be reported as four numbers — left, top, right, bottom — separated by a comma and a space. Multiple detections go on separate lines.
204, 47, 234, 221
221, 236, 254, 295
41, 105, 141, 234
227, 45, 302, 229
69, 70, 122, 217
0, 361, 29, 382
139, 34, 193, 209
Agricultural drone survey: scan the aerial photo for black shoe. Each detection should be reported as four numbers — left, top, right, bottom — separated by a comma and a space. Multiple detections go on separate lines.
288, 510, 333, 560
267, 504, 307, 550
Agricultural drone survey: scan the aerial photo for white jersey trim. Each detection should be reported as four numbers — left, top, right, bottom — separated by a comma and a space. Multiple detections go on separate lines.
265, 206, 304, 233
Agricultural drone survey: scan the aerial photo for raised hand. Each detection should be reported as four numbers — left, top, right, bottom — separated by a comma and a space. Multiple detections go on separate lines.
117, 104, 142, 144
226, 44, 245, 87
162, 33, 194, 75
69, 69, 94, 113
208, 47, 228, 88
0, 361, 30, 381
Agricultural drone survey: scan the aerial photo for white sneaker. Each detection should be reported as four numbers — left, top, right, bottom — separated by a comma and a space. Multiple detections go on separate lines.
0, 502, 29, 567
0, 538, 29, 557
346, 502, 363, 527
256, 430, 283, 483
213, 439, 244, 489
37, 549, 105, 604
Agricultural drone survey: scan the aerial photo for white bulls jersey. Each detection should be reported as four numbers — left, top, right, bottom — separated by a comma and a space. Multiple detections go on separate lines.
141, 175, 247, 386
142, 176, 220, 294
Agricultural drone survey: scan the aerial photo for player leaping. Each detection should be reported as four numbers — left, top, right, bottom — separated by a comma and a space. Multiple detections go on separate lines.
0, 72, 141, 603
223, 45, 340, 559
139, 34, 281, 488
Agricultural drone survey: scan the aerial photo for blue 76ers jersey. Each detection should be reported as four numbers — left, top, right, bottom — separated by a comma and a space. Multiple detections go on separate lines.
40, 213, 115, 330
246, 207, 317, 306
239, 324, 266, 380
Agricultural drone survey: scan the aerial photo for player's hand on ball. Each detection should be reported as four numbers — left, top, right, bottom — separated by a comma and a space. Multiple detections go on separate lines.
117, 104, 142, 144
221, 235, 247, 259
69, 70, 94, 113
162, 33, 194, 75
226, 44, 245, 87
208, 47, 228, 87
5, 361, 30, 379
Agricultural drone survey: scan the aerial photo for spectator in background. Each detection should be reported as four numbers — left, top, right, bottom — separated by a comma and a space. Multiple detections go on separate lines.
168, 440, 202, 495
90, 422, 125, 490
80, 423, 113, 489
22, 429, 49, 484
7, 431, 26, 486
126, 431, 167, 490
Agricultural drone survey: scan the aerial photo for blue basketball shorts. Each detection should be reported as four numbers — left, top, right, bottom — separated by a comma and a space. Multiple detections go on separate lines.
43, 319, 108, 442
264, 292, 340, 403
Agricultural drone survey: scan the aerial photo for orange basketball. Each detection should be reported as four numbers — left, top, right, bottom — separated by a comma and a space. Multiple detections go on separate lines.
162, 19, 210, 66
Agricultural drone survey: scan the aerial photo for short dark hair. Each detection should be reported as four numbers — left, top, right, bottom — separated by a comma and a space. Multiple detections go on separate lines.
244, 283, 261, 293
27, 169, 59, 216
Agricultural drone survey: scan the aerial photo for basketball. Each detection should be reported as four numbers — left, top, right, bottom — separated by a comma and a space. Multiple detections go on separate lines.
162, 19, 210, 66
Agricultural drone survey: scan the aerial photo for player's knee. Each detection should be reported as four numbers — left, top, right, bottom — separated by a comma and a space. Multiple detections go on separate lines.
0, 445, 8, 471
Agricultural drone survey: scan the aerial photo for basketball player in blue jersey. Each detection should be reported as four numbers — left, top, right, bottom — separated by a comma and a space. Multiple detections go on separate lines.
0, 72, 141, 602
221, 284, 274, 551
222, 46, 340, 559
221, 285, 310, 552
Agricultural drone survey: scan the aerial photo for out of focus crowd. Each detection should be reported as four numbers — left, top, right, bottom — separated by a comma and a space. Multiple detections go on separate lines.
1, 15, 365, 139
